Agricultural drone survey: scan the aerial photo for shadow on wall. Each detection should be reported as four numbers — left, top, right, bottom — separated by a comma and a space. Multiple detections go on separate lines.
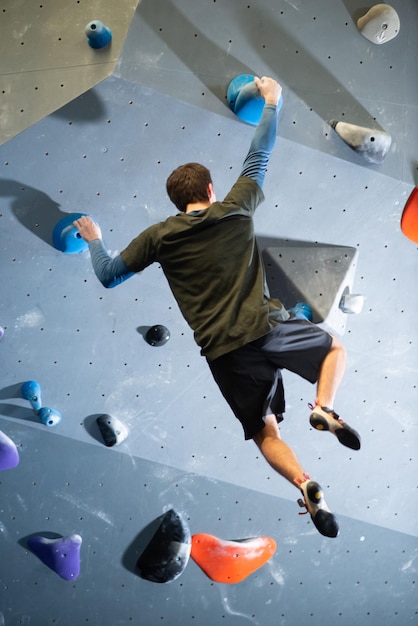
137, 0, 379, 130
135, 0, 255, 107
235, 5, 381, 130
0, 179, 67, 248
51, 87, 108, 124
340, 0, 375, 23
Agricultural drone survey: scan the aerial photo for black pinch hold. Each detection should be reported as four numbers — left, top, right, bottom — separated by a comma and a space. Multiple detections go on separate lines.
136, 509, 191, 584
96, 414, 128, 447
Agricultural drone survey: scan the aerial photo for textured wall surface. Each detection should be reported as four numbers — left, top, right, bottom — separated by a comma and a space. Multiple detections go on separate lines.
0, 0, 417, 624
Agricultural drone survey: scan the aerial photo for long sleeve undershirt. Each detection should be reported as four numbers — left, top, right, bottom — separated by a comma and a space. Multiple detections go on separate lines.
89, 102, 278, 288
240, 103, 278, 187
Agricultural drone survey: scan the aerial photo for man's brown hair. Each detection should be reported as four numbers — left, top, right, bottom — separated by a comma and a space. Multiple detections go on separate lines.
166, 163, 212, 213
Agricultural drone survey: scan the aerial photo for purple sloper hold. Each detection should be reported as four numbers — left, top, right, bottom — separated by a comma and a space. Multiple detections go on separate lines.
0, 430, 19, 470
27, 534, 82, 581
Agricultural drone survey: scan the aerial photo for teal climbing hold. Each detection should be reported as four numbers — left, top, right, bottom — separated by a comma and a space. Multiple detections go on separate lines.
52, 213, 97, 254
0, 430, 19, 470
85, 20, 112, 49
21, 380, 42, 411
227, 74, 283, 126
38, 407, 62, 427
27, 534, 82, 581
289, 302, 313, 321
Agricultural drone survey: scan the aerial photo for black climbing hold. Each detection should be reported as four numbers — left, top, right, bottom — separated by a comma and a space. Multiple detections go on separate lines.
96, 414, 128, 447
136, 509, 191, 583
145, 325, 170, 347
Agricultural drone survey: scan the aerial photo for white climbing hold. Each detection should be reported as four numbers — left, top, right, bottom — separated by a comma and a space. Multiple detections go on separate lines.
330, 120, 391, 164
339, 293, 364, 315
357, 4, 400, 45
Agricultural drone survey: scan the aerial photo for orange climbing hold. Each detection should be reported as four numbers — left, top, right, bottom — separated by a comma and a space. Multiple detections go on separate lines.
191, 533, 276, 584
401, 187, 418, 243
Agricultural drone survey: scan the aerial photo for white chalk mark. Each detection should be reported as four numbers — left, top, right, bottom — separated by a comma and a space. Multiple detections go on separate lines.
158, 368, 208, 418
53, 491, 114, 526
283, 0, 301, 12
15, 307, 44, 328
221, 593, 260, 626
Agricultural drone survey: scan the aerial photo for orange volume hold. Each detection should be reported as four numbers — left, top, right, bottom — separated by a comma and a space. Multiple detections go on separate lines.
401, 187, 418, 243
191, 533, 277, 584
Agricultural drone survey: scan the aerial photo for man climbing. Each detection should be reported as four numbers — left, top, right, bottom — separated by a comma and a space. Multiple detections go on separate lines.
74, 76, 360, 538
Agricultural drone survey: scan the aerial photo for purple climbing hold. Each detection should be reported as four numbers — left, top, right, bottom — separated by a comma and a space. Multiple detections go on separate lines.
21, 380, 42, 411
38, 407, 62, 427
27, 534, 82, 581
0, 430, 19, 470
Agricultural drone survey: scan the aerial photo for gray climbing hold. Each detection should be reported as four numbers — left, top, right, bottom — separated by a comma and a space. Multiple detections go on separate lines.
339, 292, 364, 315
96, 414, 128, 447
330, 121, 391, 164
357, 5, 400, 45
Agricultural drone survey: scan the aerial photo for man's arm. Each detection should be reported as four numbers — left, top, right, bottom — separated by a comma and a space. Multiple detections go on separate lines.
73, 216, 135, 288
240, 76, 282, 188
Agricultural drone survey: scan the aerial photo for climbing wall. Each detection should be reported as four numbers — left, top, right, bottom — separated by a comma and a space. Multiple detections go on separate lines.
0, 0, 417, 624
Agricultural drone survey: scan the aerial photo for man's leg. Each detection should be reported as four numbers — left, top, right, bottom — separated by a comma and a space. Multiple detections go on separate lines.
253, 414, 339, 538
252, 414, 307, 487
314, 335, 346, 409
310, 334, 361, 450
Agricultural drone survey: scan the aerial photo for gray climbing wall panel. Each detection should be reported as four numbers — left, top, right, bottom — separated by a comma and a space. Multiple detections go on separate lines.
0, 0, 417, 624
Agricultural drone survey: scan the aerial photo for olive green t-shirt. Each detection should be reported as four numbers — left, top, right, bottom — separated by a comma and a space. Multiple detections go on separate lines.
121, 176, 288, 360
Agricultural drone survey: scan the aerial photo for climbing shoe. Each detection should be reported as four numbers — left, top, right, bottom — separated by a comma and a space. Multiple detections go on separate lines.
309, 405, 361, 450
298, 480, 339, 538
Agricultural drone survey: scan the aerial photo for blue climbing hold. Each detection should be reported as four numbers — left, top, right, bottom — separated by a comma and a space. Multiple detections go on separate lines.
145, 325, 170, 347
38, 407, 62, 427
0, 430, 19, 470
27, 534, 82, 581
21, 380, 42, 411
137, 509, 191, 583
85, 20, 112, 49
289, 302, 313, 321
227, 74, 283, 126
52, 212, 96, 254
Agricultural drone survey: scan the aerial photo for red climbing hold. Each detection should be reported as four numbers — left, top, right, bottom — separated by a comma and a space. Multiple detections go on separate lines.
191, 533, 276, 584
401, 187, 418, 243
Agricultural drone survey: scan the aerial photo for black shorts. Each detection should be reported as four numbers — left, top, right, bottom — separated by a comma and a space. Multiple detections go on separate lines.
207, 316, 333, 440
